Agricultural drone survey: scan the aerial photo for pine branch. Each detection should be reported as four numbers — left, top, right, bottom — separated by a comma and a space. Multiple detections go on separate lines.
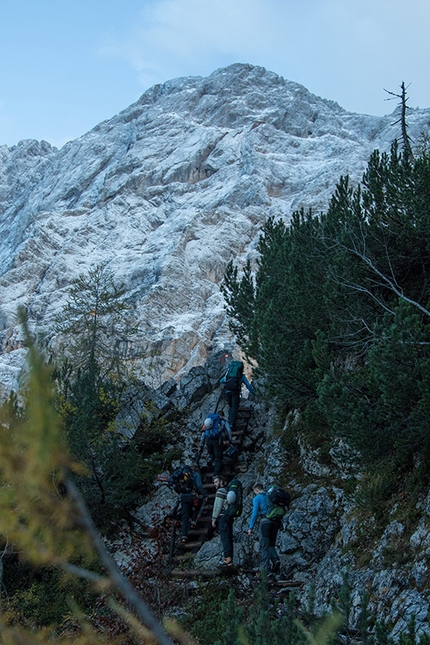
65, 474, 174, 645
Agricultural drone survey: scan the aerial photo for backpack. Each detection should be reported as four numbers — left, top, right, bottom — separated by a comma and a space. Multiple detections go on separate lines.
226, 479, 243, 518
204, 413, 222, 439
266, 485, 291, 521
223, 360, 244, 393
224, 445, 238, 465
168, 465, 195, 494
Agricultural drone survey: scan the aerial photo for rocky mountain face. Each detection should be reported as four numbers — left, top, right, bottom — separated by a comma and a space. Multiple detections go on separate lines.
2, 63, 430, 637
1, 63, 430, 394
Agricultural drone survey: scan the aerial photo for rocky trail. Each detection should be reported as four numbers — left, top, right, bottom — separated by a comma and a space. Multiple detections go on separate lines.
164, 403, 302, 598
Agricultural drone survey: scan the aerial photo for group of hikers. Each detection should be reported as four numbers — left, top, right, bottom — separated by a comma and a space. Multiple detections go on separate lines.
167, 358, 291, 574
168, 465, 290, 573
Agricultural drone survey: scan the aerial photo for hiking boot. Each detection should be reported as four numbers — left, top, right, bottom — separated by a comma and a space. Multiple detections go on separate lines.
219, 557, 233, 568
271, 561, 280, 574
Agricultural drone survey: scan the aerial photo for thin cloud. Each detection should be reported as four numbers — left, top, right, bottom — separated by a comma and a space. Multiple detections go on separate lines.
101, 0, 297, 87
97, 0, 430, 116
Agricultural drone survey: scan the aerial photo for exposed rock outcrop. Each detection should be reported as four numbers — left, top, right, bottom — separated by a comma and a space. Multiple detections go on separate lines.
2, 64, 430, 394
127, 363, 430, 640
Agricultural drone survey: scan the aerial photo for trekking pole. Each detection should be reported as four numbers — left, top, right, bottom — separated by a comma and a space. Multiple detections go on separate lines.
194, 494, 208, 525
247, 532, 255, 571
196, 444, 204, 470
167, 498, 180, 566
214, 389, 223, 413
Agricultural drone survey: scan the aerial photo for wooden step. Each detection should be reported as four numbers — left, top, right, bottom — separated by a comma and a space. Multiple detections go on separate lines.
198, 511, 213, 520
179, 540, 202, 550
171, 552, 196, 563
170, 569, 220, 578
235, 420, 249, 427
272, 581, 303, 588
188, 527, 209, 537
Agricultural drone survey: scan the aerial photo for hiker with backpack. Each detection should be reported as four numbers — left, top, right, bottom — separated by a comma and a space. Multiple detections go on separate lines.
220, 360, 256, 430
211, 475, 243, 568
247, 483, 290, 574
199, 412, 233, 476
168, 465, 206, 543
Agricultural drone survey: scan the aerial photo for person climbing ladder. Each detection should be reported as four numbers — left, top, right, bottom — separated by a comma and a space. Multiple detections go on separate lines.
168, 464, 206, 543
198, 411, 233, 476
220, 360, 256, 429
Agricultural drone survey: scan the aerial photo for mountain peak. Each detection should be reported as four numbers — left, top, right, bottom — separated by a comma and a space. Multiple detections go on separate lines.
0, 65, 429, 394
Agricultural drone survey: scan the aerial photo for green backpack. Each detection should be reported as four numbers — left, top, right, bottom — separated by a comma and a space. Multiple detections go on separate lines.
266, 485, 291, 521
223, 361, 244, 393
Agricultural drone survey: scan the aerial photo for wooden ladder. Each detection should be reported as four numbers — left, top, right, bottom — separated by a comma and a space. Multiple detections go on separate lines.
168, 403, 253, 577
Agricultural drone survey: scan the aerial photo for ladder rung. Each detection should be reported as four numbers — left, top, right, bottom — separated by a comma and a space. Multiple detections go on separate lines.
188, 528, 209, 536
172, 553, 196, 563
170, 569, 219, 578
180, 541, 202, 549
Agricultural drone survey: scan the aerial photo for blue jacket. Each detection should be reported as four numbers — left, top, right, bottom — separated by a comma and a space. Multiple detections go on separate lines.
249, 492, 267, 530
191, 470, 205, 496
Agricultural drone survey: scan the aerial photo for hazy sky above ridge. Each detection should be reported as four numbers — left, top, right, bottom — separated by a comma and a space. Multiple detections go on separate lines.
1, 0, 428, 148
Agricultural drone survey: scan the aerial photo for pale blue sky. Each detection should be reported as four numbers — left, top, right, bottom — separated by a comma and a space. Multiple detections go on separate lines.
1, 0, 429, 148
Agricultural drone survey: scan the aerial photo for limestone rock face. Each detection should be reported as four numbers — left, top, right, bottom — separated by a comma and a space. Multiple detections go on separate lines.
1, 63, 430, 393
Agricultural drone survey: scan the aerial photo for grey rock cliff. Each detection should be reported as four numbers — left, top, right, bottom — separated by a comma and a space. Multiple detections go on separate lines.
129, 367, 430, 639
1, 63, 430, 394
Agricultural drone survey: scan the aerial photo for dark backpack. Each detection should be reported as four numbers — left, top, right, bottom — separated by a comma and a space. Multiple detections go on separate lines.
226, 479, 243, 518
168, 465, 195, 494
223, 360, 244, 393
224, 445, 238, 465
204, 413, 222, 438
266, 485, 291, 521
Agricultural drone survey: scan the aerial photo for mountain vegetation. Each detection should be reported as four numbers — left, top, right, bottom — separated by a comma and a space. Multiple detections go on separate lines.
53, 264, 145, 531
2, 329, 430, 645
222, 139, 430, 510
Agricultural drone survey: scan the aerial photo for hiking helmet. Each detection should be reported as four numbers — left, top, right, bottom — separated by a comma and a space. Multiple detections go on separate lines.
204, 417, 213, 429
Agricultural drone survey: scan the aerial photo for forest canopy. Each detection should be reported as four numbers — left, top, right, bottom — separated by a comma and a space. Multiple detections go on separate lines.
222, 141, 430, 481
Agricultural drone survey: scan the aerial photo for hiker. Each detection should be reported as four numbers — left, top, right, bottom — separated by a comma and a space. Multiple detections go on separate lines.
211, 475, 236, 568
168, 465, 206, 543
199, 412, 233, 476
247, 483, 281, 574
220, 360, 256, 429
